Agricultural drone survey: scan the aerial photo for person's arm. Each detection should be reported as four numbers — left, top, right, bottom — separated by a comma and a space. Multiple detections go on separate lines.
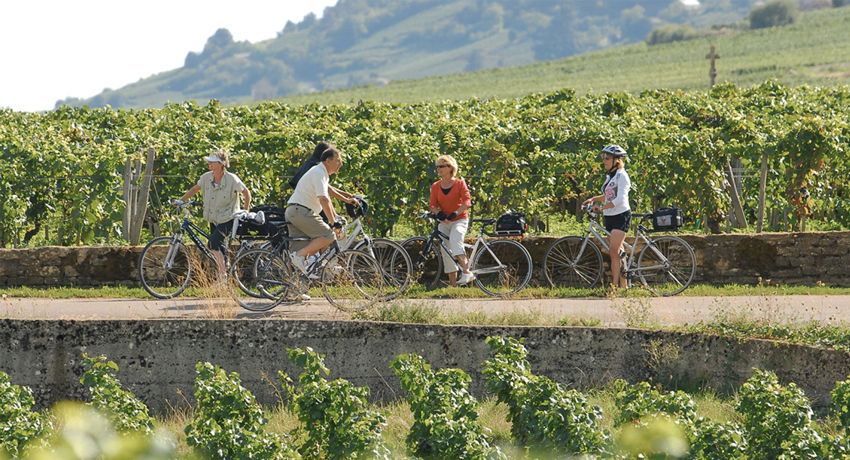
176, 184, 201, 204
241, 187, 252, 211
319, 195, 337, 226
329, 186, 356, 204
429, 183, 440, 213
582, 194, 604, 205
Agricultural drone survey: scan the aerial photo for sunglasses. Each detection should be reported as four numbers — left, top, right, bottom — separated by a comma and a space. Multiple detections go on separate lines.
436, 165, 449, 169
602, 156, 612, 161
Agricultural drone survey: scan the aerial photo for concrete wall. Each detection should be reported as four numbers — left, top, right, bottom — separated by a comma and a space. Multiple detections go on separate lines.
2, 231, 849, 288
2, 319, 848, 411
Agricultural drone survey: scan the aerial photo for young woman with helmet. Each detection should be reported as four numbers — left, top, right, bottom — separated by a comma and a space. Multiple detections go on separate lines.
581, 144, 631, 290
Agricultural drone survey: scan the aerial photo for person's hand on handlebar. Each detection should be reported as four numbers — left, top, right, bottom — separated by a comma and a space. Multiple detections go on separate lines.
171, 199, 184, 207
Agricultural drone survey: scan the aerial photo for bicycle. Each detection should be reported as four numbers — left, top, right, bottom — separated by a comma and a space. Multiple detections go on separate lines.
230, 216, 386, 312
542, 204, 696, 296
137, 200, 259, 299
246, 200, 412, 303
401, 212, 532, 296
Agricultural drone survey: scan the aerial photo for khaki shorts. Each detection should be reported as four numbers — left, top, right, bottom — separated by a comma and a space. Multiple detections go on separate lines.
285, 204, 334, 252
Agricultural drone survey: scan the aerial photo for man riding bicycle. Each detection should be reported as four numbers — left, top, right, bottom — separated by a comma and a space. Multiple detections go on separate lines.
285, 146, 357, 274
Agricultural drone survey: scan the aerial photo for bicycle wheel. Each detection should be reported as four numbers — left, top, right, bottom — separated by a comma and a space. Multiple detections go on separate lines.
230, 249, 293, 312
637, 235, 696, 296
138, 236, 192, 299
355, 238, 413, 301
472, 239, 533, 297
321, 250, 384, 312
542, 236, 604, 288
401, 236, 443, 290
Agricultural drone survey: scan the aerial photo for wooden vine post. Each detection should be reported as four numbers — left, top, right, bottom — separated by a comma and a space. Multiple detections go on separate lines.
706, 45, 720, 89
123, 147, 156, 245
756, 153, 768, 233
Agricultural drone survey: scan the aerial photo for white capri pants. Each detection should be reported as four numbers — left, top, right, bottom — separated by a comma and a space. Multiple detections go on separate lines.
437, 218, 469, 274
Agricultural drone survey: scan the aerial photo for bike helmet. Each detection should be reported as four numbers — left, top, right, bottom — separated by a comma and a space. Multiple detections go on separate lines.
601, 144, 627, 157
345, 196, 369, 218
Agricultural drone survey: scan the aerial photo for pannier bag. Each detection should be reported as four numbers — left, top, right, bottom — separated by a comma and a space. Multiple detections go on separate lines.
652, 207, 684, 231
236, 205, 286, 240
495, 212, 528, 236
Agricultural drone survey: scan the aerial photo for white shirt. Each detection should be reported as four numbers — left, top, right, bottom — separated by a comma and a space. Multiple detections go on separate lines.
288, 162, 329, 215
602, 168, 631, 216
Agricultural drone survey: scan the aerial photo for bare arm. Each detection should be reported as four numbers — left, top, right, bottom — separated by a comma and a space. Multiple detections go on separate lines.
241, 187, 252, 211
177, 184, 202, 204
319, 195, 337, 226
329, 186, 356, 204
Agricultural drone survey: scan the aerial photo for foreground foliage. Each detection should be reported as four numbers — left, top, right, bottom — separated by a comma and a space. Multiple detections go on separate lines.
6, 336, 850, 458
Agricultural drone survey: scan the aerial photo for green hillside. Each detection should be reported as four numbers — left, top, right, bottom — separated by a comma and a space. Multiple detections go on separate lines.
272, 5, 850, 106
60, 0, 801, 110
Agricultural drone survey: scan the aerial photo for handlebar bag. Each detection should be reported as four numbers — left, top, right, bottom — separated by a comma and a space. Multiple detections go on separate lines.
652, 207, 684, 231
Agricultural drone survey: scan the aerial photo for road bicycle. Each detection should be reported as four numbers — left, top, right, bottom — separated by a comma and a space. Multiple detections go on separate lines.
542, 204, 696, 296
230, 216, 386, 312
401, 212, 532, 296
137, 200, 259, 299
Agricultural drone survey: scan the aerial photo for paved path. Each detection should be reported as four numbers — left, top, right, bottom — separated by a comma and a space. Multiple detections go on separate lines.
3, 295, 849, 327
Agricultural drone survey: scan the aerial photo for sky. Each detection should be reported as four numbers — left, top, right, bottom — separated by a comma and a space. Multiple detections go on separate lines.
0, 0, 338, 112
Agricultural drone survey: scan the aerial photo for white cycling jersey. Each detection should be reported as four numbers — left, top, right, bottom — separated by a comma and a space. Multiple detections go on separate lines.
601, 168, 631, 216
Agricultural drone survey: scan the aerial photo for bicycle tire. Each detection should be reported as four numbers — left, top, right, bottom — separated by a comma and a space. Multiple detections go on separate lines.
472, 239, 533, 297
636, 235, 696, 296
138, 236, 193, 299
400, 236, 443, 290
230, 248, 294, 311
321, 249, 384, 312
354, 238, 413, 300
542, 236, 604, 288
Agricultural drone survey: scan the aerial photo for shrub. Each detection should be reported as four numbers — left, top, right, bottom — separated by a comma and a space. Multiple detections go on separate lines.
749, 0, 800, 29
284, 347, 389, 459
0, 371, 50, 458
185, 362, 299, 460
482, 336, 610, 455
613, 379, 697, 427
737, 368, 827, 458
645, 23, 699, 45
390, 353, 503, 459
80, 354, 154, 436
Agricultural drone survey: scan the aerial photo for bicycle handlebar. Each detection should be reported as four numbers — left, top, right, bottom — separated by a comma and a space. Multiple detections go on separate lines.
171, 199, 198, 209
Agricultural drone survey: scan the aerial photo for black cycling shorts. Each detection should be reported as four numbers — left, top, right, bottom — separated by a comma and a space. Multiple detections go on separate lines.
208, 220, 233, 253
604, 210, 631, 233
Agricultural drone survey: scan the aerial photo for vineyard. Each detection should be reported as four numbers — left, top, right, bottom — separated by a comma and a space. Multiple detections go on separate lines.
1, 80, 849, 247
4, 337, 850, 459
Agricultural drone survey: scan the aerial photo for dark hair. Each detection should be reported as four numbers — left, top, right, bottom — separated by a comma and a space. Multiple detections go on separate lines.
321, 146, 340, 162
312, 141, 333, 160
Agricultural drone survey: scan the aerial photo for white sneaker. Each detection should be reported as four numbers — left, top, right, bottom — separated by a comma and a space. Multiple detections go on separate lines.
457, 272, 475, 286
300, 293, 311, 301
290, 252, 309, 274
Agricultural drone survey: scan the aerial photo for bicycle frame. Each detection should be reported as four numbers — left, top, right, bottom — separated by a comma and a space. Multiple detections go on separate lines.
578, 212, 679, 280
415, 216, 507, 276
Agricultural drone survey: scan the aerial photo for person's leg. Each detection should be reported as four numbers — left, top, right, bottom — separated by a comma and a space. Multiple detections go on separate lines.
609, 229, 627, 288
208, 222, 231, 279
448, 219, 472, 275
438, 221, 460, 286
286, 206, 335, 257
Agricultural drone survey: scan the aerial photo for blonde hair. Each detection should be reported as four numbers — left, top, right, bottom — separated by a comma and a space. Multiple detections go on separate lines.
210, 150, 230, 168
435, 155, 458, 178
613, 157, 625, 169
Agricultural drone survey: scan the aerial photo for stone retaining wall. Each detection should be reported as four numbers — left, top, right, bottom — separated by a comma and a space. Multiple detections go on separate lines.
2, 319, 848, 411
1, 231, 849, 288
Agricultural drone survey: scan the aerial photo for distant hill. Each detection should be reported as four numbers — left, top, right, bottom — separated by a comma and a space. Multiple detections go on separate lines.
271, 2, 850, 106
57, 0, 813, 110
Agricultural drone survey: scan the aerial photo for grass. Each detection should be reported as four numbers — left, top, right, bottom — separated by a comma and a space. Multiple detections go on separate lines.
5, 283, 849, 301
